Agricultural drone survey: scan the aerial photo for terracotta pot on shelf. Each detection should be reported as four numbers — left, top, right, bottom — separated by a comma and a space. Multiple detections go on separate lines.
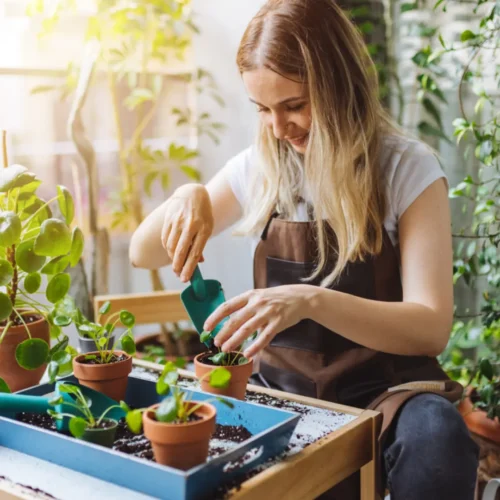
194, 352, 253, 400
0, 315, 49, 392
143, 402, 216, 470
72, 351, 132, 401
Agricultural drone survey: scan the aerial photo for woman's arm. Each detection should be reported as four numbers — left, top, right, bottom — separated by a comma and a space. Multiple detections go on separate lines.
304, 177, 453, 357
129, 170, 243, 272
207, 178, 453, 359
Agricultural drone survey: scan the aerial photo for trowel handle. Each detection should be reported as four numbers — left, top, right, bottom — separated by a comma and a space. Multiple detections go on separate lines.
191, 265, 208, 300
0, 393, 51, 414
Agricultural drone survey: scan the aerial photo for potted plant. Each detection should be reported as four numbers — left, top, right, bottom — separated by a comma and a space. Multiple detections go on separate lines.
71, 301, 136, 401
193, 331, 254, 400
124, 361, 233, 470
48, 382, 126, 448
0, 158, 83, 393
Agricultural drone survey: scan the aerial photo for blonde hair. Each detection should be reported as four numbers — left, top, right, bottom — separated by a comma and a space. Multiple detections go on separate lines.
236, 0, 399, 287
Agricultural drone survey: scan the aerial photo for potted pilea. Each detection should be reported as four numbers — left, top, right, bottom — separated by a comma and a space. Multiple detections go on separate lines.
124, 361, 233, 470
0, 163, 83, 392
194, 331, 254, 400
48, 382, 126, 448
71, 301, 136, 402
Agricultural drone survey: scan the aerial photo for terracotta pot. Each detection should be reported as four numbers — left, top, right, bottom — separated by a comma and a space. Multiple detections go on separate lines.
143, 402, 216, 470
135, 331, 207, 361
0, 315, 49, 392
458, 391, 500, 445
194, 353, 253, 400
72, 351, 132, 402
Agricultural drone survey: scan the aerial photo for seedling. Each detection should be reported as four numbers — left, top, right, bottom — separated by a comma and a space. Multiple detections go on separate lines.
199, 330, 257, 367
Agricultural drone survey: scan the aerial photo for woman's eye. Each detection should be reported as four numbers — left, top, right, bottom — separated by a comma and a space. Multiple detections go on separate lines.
257, 107, 269, 113
287, 103, 305, 112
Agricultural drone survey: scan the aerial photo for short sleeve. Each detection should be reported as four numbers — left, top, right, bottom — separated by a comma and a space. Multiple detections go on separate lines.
389, 141, 447, 220
220, 146, 254, 207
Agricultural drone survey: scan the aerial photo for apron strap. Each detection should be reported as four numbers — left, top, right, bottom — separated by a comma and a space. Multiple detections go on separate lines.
260, 211, 279, 241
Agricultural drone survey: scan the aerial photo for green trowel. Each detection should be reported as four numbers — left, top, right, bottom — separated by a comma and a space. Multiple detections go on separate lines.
180, 265, 228, 347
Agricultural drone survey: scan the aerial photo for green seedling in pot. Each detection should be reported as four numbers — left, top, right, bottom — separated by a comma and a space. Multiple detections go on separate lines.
72, 300, 136, 364
124, 361, 234, 433
48, 382, 126, 447
199, 330, 258, 367
0, 163, 84, 392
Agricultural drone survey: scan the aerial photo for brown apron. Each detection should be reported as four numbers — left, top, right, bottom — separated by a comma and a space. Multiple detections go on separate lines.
252, 212, 463, 499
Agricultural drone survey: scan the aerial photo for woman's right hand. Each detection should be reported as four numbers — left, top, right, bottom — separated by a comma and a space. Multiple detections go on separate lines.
161, 184, 214, 282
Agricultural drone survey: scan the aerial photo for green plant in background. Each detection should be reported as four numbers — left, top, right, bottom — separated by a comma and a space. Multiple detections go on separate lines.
124, 361, 232, 432
27, 0, 226, 356
0, 162, 84, 391
400, 0, 500, 412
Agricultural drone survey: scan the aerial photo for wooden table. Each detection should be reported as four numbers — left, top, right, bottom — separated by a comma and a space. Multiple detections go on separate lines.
0, 359, 381, 500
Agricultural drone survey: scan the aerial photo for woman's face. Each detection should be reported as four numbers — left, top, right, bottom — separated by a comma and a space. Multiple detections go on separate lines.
243, 68, 311, 154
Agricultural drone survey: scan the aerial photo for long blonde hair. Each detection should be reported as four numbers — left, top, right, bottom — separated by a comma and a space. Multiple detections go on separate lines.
236, 0, 398, 287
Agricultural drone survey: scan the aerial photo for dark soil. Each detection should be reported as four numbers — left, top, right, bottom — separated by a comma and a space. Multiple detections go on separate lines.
0, 475, 58, 499
198, 350, 248, 367
0, 313, 41, 327
91, 419, 116, 430
79, 353, 128, 365
212, 424, 252, 443
245, 391, 311, 415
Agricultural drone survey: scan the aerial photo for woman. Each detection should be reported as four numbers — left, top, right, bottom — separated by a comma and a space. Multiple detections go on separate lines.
130, 0, 478, 498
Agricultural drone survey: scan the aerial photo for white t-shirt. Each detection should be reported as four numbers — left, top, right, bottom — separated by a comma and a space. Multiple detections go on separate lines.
222, 134, 446, 250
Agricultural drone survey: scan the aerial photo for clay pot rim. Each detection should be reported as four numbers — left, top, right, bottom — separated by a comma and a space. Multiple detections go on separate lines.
73, 350, 131, 366
144, 401, 216, 429
194, 352, 253, 368
0, 312, 47, 331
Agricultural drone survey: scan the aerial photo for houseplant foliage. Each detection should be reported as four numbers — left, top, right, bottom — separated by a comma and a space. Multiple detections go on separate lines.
0, 160, 83, 392
27, 0, 226, 358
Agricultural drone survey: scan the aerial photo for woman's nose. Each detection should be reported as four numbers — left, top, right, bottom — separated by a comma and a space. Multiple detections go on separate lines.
269, 113, 288, 140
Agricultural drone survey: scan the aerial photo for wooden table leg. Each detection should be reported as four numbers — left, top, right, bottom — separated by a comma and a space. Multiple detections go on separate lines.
360, 411, 382, 500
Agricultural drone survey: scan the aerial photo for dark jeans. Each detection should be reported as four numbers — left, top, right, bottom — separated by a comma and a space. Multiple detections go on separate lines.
382, 393, 479, 500
317, 393, 479, 500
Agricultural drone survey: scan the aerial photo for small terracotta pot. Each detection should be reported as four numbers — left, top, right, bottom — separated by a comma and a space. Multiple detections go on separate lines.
194, 353, 253, 400
143, 402, 216, 470
458, 391, 500, 445
72, 351, 132, 402
0, 315, 49, 392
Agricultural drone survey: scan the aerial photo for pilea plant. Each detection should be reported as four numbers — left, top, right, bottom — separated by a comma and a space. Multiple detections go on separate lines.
125, 361, 233, 432
0, 162, 84, 391
199, 330, 251, 367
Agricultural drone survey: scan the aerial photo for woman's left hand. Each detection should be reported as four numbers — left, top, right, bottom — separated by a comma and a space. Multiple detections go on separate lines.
203, 285, 314, 359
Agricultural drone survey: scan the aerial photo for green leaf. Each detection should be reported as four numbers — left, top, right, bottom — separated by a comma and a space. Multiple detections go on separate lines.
126, 409, 143, 434
120, 333, 136, 355
98, 337, 107, 347
41, 255, 70, 275
0, 165, 37, 193
99, 301, 111, 315
46, 273, 71, 303
68, 227, 84, 267
119, 310, 135, 328
15, 338, 49, 369
22, 197, 52, 223
49, 336, 69, 356
51, 350, 71, 366
238, 356, 249, 365
69, 416, 88, 438
216, 397, 235, 409
460, 30, 477, 42
401, 2, 417, 12
120, 401, 131, 413
479, 358, 494, 380
0, 377, 11, 393
0, 292, 13, 321
156, 362, 179, 395
34, 219, 72, 257
200, 331, 212, 343
16, 240, 46, 273
124, 88, 155, 110
156, 397, 178, 423
209, 367, 232, 388
0, 211, 21, 246
24, 272, 42, 293
422, 97, 442, 127
57, 383, 81, 395
0, 259, 13, 286
180, 165, 201, 182
56, 186, 74, 225
417, 121, 451, 143
174, 356, 186, 368
209, 352, 228, 366
48, 361, 59, 382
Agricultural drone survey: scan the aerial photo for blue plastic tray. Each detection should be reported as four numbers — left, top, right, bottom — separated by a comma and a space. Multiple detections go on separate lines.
0, 375, 300, 499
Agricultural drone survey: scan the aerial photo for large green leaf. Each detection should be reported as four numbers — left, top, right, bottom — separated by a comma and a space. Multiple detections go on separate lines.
16, 240, 46, 273
34, 219, 72, 257
120, 333, 136, 355
41, 255, 70, 275
119, 310, 135, 328
68, 227, 84, 267
156, 397, 178, 423
209, 366, 231, 388
15, 338, 49, 369
24, 272, 42, 293
56, 186, 74, 225
22, 198, 52, 223
46, 273, 71, 303
126, 410, 143, 434
69, 416, 88, 438
0, 211, 21, 247
0, 165, 38, 193
0, 377, 11, 393
0, 259, 13, 286
0, 292, 13, 321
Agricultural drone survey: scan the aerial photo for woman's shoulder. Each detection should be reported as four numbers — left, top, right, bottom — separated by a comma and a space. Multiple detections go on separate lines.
221, 145, 256, 206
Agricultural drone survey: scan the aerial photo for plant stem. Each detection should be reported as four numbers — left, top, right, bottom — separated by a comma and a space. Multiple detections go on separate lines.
2, 130, 8, 168
6, 246, 18, 322
12, 308, 32, 339
0, 320, 12, 344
